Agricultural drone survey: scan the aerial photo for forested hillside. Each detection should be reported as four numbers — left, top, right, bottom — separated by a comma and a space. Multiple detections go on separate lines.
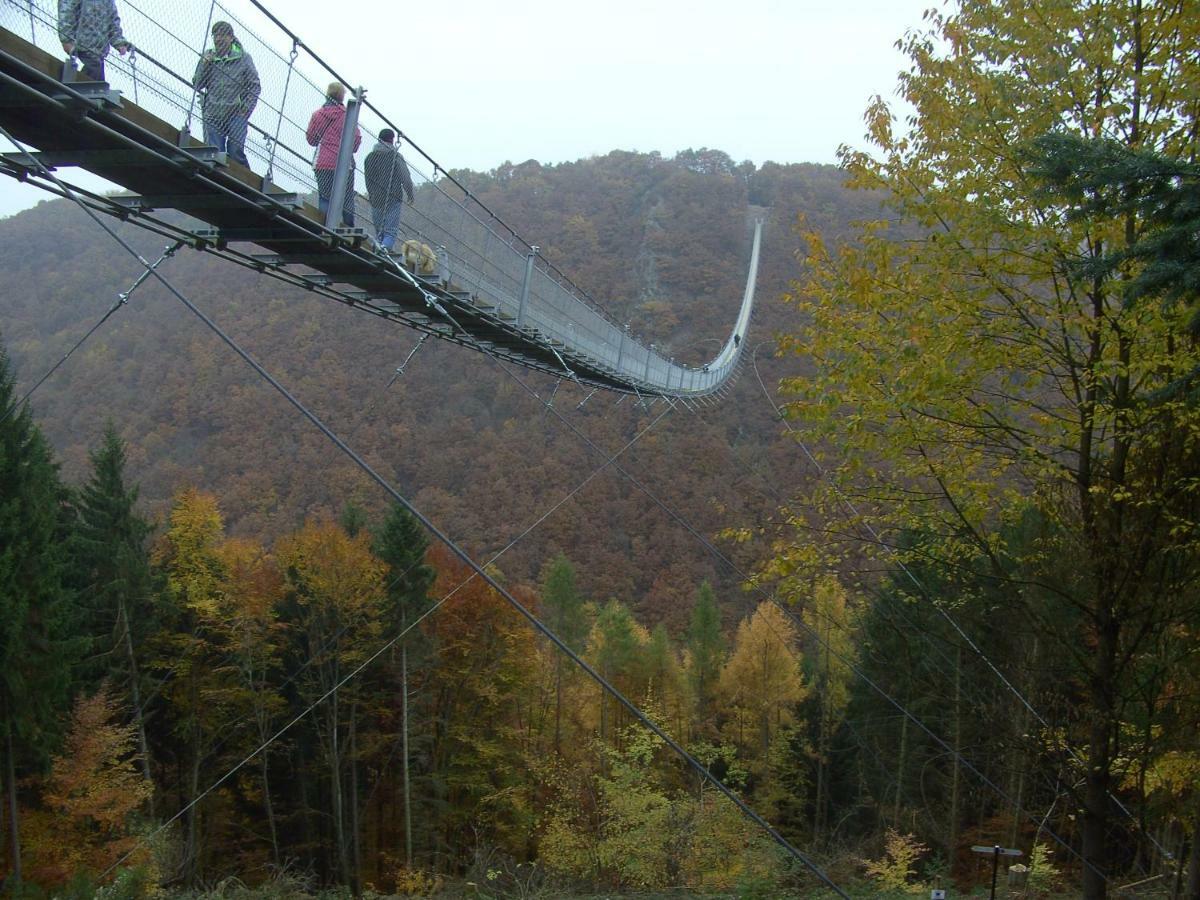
3, 0, 1198, 890
0, 152, 915, 897
0, 150, 868, 629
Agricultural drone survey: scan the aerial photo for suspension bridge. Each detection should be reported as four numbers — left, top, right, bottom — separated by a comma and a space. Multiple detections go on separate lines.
0, 0, 845, 890
0, 5, 1173, 896
0, 0, 761, 398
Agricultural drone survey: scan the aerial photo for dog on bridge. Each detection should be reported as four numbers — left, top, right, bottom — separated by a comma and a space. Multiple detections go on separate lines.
399, 239, 438, 276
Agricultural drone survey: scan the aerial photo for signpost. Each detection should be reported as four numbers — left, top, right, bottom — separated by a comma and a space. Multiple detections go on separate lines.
971, 845, 1023, 899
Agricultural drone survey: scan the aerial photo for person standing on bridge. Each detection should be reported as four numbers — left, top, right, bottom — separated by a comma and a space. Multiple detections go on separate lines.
307, 83, 361, 228
192, 21, 260, 168
364, 129, 415, 253
58, 0, 131, 82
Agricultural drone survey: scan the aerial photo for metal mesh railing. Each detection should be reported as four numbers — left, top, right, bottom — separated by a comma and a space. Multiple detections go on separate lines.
0, 0, 749, 395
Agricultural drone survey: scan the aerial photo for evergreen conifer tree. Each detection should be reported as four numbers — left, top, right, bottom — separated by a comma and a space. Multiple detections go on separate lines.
71, 424, 156, 799
373, 504, 434, 870
0, 344, 79, 886
687, 581, 724, 728
542, 554, 587, 651
541, 555, 588, 752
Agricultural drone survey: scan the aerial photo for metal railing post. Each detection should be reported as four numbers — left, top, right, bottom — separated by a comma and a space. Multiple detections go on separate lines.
181, 0, 218, 145
437, 244, 449, 284
129, 47, 140, 104
265, 39, 299, 185
616, 323, 627, 372
326, 85, 363, 229
516, 245, 537, 329
644, 343, 654, 384
475, 227, 493, 301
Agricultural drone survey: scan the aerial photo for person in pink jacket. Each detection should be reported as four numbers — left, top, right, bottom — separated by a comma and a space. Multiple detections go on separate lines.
306, 82, 361, 227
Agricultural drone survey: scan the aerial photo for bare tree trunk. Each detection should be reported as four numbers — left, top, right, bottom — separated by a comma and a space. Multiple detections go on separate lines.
186, 725, 202, 886
813, 633, 831, 844
813, 730, 826, 843
330, 687, 349, 887
118, 599, 154, 815
350, 702, 361, 895
893, 705, 909, 825
401, 642, 414, 870
1009, 639, 1035, 851
6, 719, 21, 890
947, 647, 961, 873
1081, 613, 1118, 900
258, 732, 280, 868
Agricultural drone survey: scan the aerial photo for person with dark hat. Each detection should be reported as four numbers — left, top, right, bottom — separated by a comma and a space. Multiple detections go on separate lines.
364, 128, 415, 252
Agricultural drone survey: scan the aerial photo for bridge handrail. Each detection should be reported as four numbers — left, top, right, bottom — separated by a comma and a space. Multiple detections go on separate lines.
0, 0, 754, 394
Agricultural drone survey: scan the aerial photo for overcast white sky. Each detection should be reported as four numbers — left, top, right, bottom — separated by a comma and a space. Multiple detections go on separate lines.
0, 0, 934, 219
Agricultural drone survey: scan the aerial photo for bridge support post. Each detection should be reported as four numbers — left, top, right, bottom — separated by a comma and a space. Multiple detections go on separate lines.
616, 324, 628, 372
266, 40, 301, 183
644, 343, 654, 385
181, 0, 219, 144
517, 246, 538, 329
326, 86, 364, 230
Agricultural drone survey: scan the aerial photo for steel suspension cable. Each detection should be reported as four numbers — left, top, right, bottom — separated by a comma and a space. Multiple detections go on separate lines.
0, 240, 182, 426
116, 398, 679, 878
2, 123, 846, 893
422, 300, 1105, 880
152, 246, 850, 900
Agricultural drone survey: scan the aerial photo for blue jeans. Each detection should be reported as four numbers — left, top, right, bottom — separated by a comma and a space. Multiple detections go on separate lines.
371, 200, 403, 249
74, 49, 106, 81
203, 111, 249, 167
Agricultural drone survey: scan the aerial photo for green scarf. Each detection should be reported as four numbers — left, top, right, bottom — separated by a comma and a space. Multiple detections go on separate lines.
210, 40, 244, 63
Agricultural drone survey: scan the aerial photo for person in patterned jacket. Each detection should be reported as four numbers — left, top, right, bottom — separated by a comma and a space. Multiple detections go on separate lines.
193, 21, 260, 167
58, 0, 131, 82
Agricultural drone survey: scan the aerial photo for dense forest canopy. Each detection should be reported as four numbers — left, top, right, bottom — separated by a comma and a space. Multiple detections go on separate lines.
0, 149, 865, 627
0, 1, 1198, 898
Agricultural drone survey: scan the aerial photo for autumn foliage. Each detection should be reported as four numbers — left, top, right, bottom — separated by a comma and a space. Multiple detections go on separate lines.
2, 11, 1200, 887
24, 686, 153, 885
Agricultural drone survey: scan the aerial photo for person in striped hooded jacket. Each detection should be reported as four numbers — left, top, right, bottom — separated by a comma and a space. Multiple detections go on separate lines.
58, 0, 130, 82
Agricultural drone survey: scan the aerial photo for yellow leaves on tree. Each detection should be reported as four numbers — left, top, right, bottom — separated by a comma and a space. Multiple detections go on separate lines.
24, 686, 152, 886
803, 576, 857, 758
421, 544, 539, 850
786, 1, 1200, 568
277, 519, 386, 627
157, 488, 225, 620
717, 602, 806, 762
782, 4, 1200, 893
862, 829, 929, 895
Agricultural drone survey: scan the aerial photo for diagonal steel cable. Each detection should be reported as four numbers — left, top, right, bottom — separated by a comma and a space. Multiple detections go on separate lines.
421, 299, 1106, 880
0, 125, 848, 896
0, 240, 182, 426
